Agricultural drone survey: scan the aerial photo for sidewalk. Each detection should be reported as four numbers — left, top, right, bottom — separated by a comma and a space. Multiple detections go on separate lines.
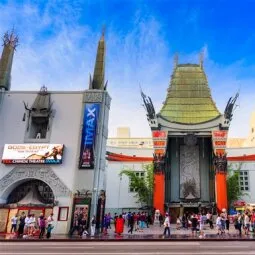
1, 224, 255, 241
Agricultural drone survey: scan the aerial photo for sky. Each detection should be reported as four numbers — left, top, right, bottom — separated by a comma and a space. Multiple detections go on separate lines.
1, 0, 255, 138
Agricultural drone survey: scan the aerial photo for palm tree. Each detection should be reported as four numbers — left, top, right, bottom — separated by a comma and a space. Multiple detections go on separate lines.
119, 163, 153, 207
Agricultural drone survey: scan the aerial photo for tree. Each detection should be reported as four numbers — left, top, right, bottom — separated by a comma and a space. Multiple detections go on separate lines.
119, 163, 154, 207
227, 163, 246, 208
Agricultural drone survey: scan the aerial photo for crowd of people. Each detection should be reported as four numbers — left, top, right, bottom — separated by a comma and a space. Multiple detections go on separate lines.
102, 211, 153, 235
10, 212, 54, 239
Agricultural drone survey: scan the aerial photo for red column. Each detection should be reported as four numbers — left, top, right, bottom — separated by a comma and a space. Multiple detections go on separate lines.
215, 172, 228, 213
153, 173, 165, 214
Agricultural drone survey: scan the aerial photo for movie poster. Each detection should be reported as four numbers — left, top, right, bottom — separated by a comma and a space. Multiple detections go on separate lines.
79, 103, 100, 169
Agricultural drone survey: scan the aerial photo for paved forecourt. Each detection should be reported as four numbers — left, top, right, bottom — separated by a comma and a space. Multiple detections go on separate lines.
1, 241, 255, 254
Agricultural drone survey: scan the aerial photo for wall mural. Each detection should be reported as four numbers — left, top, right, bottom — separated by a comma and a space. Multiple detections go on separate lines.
180, 145, 200, 199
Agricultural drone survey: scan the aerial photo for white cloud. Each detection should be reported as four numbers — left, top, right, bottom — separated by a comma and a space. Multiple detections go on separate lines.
0, 1, 254, 139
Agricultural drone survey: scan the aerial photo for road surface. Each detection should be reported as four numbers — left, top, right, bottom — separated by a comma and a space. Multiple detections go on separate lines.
0, 241, 254, 254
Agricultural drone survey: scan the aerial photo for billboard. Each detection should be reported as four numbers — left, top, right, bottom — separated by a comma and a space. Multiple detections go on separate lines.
79, 103, 100, 169
1, 144, 64, 164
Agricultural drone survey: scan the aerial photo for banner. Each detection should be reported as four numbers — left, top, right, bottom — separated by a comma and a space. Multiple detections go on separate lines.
212, 130, 228, 154
1, 144, 64, 164
152, 130, 167, 155
79, 103, 100, 169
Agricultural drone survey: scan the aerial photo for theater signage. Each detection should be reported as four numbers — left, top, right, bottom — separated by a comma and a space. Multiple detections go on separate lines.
79, 103, 100, 169
1, 144, 64, 164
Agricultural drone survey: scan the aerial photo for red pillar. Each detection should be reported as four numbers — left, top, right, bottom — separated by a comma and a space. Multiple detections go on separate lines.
153, 173, 165, 214
215, 172, 228, 212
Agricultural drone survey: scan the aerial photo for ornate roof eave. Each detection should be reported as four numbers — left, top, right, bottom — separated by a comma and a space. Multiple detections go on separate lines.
157, 114, 224, 132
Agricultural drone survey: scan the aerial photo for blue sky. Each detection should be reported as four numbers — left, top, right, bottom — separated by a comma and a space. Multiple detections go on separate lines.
0, 0, 255, 138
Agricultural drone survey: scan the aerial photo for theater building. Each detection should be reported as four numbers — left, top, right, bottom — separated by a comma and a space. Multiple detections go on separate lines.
0, 30, 111, 234
105, 127, 255, 217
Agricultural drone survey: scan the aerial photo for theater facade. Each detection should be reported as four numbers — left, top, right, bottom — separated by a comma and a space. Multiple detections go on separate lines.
141, 55, 239, 216
0, 30, 111, 233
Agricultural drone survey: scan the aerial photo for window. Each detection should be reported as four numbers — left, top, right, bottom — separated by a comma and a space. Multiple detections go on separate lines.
239, 171, 249, 191
129, 171, 145, 192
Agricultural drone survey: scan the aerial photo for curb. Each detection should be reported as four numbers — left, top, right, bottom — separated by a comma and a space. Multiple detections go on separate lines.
1, 238, 254, 242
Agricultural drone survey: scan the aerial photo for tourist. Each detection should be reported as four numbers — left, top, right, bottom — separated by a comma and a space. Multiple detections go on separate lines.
252, 210, 255, 232
80, 216, 88, 237
113, 213, 118, 232
28, 214, 36, 236
47, 213, 54, 238
206, 211, 213, 229
159, 213, 163, 227
199, 213, 207, 238
18, 212, 26, 237
176, 215, 181, 230
244, 212, 250, 235
115, 215, 125, 236
90, 215, 96, 236
163, 213, 170, 237
216, 213, 222, 235
127, 212, 135, 234
191, 213, 198, 236
69, 215, 80, 236
10, 214, 18, 233
236, 212, 243, 236
139, 212, 146, 232
24, 214, 30, 235
39, 215, 46, 239
225, 213, 230, 234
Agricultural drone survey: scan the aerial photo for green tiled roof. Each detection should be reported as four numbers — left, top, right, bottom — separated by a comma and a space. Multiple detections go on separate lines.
159, 64, 221, 124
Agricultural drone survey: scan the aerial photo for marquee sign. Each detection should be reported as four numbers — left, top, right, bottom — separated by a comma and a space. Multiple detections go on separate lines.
79, 103, 100, 169
1, 144, 64, 164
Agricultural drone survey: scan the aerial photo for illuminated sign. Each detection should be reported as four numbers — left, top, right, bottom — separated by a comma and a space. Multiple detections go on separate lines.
1, 144, 64, 164
79, 103, 100, 169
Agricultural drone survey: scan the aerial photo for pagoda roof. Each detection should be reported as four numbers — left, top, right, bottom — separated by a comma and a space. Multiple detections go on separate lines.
159, 64, 221, 124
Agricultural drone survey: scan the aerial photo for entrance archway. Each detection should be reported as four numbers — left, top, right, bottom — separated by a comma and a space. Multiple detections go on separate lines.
2, 180, 55, 233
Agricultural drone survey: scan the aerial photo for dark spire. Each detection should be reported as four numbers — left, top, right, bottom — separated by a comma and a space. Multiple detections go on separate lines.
0, 29, 18, 91
91, 28, 106, 90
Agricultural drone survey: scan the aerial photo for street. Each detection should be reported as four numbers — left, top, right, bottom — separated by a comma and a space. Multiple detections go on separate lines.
1, 241, 255, 254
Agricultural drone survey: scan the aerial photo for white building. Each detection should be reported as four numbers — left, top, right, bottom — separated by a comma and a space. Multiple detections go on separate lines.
0, 31, 111, 234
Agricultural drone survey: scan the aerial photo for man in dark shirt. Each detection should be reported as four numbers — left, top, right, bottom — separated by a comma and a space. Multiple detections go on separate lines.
128, 213, 135, 234
191, 214, 198, 235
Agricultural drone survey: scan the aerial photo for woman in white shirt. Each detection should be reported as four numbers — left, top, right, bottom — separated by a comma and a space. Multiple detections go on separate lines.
216, 214, 222, 235
244, 212, 250, 235
28, 214, 36, 236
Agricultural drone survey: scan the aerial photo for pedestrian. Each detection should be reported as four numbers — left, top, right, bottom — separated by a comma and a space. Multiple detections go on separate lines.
69, 215, 80, 236
163, 213, 170, 237
90, 216, 96, 236
39, 215, 46, 239
191, 213, 198, 236
216, 213, 222, 235
244, 212, 250, 235
199, 213, 207, 238
46, 224, 54, 239
115, 215, 125, 236
128, 213, 135, 234
10, 214, 18, 233
159, 213, 163, 227
46, 213, 54, 238
18, 212, 26, 237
